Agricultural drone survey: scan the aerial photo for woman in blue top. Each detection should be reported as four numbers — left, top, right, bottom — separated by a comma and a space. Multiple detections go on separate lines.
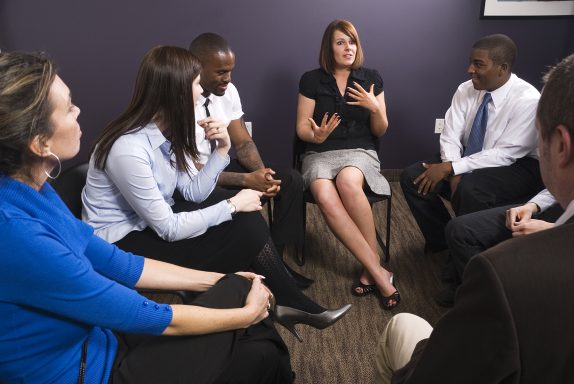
0, 51, 292, 383
296, 20, 400, 310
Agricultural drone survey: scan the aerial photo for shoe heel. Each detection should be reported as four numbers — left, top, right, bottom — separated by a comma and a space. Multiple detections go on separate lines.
273, 307, 304, 342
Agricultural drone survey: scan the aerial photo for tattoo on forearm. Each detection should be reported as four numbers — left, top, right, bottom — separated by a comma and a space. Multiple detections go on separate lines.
218, 172, 245, 187
236, 140, 264, 171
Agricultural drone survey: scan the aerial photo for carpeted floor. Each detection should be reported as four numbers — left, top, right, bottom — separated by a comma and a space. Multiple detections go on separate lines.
277, 180, 449, 383
146, 179, 451, 383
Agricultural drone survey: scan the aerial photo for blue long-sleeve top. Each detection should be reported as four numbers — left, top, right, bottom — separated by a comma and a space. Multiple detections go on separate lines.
0, 176, 172, 383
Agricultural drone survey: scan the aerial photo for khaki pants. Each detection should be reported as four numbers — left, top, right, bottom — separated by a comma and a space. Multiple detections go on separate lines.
374, 313, 433, 383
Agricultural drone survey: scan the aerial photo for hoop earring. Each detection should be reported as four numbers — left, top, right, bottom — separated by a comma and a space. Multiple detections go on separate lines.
43, 152, 62, 179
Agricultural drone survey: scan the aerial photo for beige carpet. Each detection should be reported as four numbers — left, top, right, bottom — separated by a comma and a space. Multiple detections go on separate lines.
147, 179, 451, 383
277, 181, 449, 383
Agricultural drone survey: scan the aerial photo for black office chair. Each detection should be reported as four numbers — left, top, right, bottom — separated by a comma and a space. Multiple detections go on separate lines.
51, 162, 194, 304
292, 136, 392, 266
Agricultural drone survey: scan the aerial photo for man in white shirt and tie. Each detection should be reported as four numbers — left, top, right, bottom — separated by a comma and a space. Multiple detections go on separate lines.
377, 51, 574, 384
400, 34, 544, 255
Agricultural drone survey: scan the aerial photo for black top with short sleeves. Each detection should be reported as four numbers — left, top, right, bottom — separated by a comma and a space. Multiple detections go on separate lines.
298, 67, 384, 153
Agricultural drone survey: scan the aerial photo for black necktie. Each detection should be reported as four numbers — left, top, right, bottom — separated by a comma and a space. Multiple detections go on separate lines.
203, 98, 216, 152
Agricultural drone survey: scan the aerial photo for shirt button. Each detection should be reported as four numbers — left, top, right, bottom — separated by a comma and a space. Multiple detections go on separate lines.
142, 300, 149, 307
154, 304, 160, 310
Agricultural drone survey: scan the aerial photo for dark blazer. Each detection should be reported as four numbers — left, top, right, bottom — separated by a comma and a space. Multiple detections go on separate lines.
393, 218, 574, 384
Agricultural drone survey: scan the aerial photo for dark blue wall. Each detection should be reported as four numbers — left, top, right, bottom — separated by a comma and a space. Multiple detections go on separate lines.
1, 0, 573, 168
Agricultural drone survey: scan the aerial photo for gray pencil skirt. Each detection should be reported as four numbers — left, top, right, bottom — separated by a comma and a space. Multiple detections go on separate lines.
301, 148, 390, 195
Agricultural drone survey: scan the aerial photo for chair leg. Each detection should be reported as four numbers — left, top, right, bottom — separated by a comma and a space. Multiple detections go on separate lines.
296, 201, 307, 266
266, 199, 273, 231
383, 195, 392, 263
373, 196, 392, 264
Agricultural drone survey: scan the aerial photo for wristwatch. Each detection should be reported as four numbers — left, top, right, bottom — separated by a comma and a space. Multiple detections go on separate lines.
226, 199, 237, 216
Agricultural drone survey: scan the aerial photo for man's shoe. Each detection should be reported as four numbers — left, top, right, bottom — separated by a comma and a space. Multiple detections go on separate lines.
433, 286, 456, 308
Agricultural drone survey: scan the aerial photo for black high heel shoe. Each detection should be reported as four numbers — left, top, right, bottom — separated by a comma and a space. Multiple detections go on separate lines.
272, 304, 352, 342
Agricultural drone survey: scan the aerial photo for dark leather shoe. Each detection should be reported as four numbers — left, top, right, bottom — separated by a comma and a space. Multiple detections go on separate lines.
433, 286, 456, 308
283, 262, 314, 290
273, 304, 352, 342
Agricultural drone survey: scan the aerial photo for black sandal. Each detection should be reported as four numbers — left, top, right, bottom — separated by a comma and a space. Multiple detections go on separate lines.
381, 291, 401, 310
381, 275, 400, 310
351, 281, 377, 296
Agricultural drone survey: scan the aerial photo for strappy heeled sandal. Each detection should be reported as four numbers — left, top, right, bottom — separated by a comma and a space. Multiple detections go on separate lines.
351, 281, 377, 296
381, 275, 400, 310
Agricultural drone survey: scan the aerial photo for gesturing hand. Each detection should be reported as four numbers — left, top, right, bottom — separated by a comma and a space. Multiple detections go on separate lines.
346, 82, 379, 113
197, 117, 231, 154
245, 168, 282, 197
308, 112, 341, 144
229, 189, 263, 213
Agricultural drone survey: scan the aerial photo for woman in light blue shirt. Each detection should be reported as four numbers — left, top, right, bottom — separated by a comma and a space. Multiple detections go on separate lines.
83, 46, 350, 342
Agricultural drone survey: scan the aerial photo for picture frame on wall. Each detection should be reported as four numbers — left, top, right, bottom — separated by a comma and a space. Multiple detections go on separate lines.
481, 0, 574, 18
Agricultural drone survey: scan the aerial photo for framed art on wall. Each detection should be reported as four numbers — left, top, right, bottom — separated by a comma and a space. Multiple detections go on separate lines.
481, 0, 574, 18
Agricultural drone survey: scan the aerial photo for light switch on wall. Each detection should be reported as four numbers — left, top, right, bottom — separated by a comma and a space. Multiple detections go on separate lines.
434, 119, 445, 134
245, 121, 252, 137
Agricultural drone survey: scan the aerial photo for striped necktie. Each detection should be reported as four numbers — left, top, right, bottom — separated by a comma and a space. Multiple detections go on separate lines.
464, 92, 492, 157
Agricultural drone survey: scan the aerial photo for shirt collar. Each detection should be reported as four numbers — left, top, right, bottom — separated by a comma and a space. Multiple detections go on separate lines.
555, 199, 574, 226
197, 93, 214, 108
141, 122, 168, 150
487, 73, 516, 109
319, 67, 367, 84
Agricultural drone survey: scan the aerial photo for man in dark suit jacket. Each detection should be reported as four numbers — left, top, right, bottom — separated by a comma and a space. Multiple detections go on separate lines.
375, 52, 574, 383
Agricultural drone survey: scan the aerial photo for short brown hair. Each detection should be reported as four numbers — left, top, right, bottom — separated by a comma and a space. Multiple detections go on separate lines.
537, 53, 574, 142
319, 20, 364, 73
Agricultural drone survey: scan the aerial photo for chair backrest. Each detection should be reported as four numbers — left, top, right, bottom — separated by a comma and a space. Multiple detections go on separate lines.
51, 162, 89, 219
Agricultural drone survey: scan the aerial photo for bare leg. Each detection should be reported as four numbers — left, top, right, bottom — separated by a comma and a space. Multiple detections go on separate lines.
336, 167, 378, 285
310, 178, 396, 298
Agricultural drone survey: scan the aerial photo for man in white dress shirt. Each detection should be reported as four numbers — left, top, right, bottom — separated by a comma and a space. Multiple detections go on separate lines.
189, 33, 311, 288
400, 34, 544, 254
377, 51, 574, 384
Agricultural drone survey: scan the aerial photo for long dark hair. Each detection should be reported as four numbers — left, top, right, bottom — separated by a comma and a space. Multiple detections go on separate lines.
92, 46, 201, 175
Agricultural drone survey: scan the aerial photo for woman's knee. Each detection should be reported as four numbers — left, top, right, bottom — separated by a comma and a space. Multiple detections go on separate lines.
335, 169, 364, 198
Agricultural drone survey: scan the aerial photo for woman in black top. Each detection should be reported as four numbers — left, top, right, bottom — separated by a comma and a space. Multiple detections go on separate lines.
296, 20, 399, 309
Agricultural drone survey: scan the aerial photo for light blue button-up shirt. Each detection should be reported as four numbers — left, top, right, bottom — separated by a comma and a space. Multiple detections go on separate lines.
82, 122, 231, 243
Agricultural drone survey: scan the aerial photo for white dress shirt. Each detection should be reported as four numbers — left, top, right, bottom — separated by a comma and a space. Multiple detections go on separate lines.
440, 74, 540, 175
529, 189, 557, 213
82, 122, 231, 243
195, 82, 244, 164
555, 200, 574, 226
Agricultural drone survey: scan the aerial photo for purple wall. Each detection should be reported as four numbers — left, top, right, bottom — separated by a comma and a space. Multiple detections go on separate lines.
1, 0, 573, 169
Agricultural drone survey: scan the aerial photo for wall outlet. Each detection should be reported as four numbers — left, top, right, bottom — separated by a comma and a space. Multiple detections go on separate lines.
245, 121, 252, 137
434, 119, 445, 134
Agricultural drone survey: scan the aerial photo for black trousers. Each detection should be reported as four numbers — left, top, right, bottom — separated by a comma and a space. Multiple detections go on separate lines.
115, 189, 267, 274
400, 154, 544, 251
445, 202, 564, 284
110, 274, 293, 384
224, 160, 304, 248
